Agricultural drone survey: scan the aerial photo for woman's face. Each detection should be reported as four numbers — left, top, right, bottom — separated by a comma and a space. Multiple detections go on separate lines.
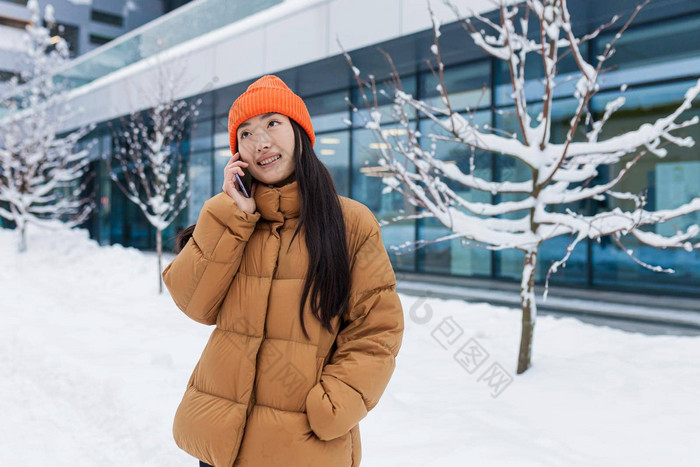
236, 113, 296, 186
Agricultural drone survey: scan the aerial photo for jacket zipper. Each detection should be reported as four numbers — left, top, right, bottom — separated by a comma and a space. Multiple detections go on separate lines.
248, 224, 281, 416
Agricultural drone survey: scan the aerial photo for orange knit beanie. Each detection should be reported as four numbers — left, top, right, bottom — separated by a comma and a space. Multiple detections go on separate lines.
228, 75, 315, 155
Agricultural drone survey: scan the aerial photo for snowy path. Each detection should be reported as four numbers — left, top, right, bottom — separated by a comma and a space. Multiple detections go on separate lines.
1, 226, 698, 466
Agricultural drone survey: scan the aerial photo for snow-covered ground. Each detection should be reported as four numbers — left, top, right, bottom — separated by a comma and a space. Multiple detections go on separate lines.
1, 225, 698, 466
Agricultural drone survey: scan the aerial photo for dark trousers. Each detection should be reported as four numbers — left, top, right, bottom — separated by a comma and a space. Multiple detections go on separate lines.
199, 462, 214, 467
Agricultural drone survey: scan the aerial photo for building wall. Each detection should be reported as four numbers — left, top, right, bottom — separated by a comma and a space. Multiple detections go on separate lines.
11, 0, 699, 295
0, 0, 167, 97
0, 0, 166, 100
57, 0, 496, 132
0, 0, 165, 58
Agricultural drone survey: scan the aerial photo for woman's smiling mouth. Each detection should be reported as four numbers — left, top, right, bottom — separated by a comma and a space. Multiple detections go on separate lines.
258, 154, 281, 166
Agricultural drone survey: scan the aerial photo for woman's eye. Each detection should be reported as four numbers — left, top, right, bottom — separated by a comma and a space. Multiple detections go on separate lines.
240, 131, 250, 139
269, 120, 280, 127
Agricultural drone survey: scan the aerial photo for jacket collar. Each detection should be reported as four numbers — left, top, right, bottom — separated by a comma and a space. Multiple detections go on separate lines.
254, 179, 301, 221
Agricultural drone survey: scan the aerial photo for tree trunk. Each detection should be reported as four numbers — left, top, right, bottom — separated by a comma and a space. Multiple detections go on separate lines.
18, 220, 27, 253
517, 249, 538, 374
156, 228, 163, 294
14, 208, 28, 253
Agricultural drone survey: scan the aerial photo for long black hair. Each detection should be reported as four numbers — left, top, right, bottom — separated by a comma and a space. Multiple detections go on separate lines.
175, 118, 350, 340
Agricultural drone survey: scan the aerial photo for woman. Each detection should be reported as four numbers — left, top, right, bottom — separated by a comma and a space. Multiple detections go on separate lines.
162, 75, 404, 467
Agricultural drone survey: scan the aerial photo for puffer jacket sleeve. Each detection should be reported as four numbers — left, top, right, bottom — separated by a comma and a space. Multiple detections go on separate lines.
162, 192, 261, 325
304, 217, 404, 441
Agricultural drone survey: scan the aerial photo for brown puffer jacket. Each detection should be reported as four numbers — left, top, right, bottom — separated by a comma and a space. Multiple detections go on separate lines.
163, 180, 404, 466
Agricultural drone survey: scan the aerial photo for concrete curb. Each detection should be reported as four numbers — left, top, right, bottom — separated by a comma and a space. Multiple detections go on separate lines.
396, 280, 700, 330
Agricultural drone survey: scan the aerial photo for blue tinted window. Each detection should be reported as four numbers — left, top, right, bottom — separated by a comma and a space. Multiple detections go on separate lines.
595, 14, 700, 90
316, 131, 351, 197
351, 125, 416, 271
417, 110, 492, 276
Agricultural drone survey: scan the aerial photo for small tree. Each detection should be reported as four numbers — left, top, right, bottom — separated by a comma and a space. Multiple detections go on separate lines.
344, 0, 700, 374
107, 58, 200, 294
0, 0, 94, 251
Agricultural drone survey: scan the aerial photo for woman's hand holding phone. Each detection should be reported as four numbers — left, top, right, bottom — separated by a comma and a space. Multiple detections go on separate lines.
223, 152, 257, 214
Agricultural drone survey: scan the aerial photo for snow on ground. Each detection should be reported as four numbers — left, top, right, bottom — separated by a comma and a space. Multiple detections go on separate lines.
1, 225, 698, 466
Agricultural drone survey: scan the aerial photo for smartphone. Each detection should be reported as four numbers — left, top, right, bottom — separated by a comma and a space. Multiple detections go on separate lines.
234, 167, 253, 198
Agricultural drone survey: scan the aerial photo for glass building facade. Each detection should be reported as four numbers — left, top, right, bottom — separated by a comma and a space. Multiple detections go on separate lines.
82, 4, 700, 296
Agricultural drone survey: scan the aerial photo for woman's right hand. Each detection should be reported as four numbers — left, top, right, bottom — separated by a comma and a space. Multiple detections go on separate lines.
223, 152, 257, 214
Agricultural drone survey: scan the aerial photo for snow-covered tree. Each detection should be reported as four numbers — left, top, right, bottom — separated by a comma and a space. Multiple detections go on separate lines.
0, 0, 95, 252
107, 59, 200, 294
344, 0, 700, 374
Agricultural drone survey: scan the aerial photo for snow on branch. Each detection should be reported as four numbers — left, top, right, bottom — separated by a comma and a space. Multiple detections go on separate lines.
0, 0, 95, 251
108, 93, 197, 232
345, 0, 700, 304
106, 54, 203, 293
